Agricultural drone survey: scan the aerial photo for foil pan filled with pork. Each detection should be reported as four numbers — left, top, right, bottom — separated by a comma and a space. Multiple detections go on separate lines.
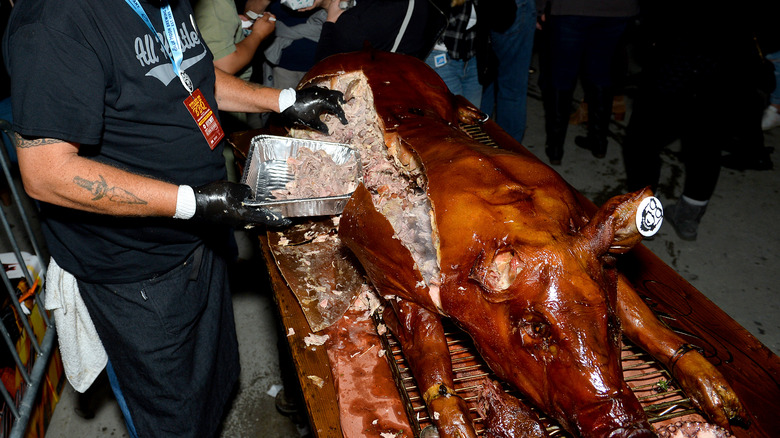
241, 135, 362, 217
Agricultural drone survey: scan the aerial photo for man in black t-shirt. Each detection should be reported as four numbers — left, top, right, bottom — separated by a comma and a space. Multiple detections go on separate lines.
3, 0, 346, 436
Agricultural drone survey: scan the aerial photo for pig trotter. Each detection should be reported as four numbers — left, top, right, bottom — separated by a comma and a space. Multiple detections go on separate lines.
423, 383, 479, 438
476, 379, 548, 438
669, 346, 750, 430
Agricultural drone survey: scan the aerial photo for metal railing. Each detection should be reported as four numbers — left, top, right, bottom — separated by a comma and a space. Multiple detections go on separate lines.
0, 119, 57, 438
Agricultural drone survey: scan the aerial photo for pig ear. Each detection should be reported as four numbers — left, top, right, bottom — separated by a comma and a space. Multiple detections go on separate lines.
581, 188, 662, 255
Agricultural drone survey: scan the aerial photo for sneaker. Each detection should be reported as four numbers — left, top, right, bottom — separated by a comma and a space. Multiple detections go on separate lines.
664, 198, 708, 241
761, 105, 780, 131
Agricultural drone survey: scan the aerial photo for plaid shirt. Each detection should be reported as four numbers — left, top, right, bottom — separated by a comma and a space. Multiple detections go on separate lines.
440, 0, 478, 60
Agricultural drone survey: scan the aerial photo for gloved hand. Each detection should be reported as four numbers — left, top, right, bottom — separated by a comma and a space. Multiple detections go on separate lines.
281, 86, 348, 134
192, 181, 291, 228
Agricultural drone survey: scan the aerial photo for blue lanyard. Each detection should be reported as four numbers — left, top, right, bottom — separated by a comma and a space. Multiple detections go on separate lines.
125, 0, 193, 93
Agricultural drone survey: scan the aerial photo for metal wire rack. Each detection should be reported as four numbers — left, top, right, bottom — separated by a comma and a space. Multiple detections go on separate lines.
374, 315, 697, 438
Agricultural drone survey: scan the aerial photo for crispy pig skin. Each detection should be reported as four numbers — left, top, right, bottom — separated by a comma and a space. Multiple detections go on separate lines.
323, 50, 746, 437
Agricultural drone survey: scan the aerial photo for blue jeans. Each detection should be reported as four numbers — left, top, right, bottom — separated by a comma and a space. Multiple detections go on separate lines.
425, 50, 482, 108
546, 15, 630, 92
481, 0, 536, 142
106, 360, 139, 438
768, 50, 780, 106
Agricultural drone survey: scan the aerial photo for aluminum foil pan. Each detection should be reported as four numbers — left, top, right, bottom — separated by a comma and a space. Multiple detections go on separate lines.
240, 135, 363, 217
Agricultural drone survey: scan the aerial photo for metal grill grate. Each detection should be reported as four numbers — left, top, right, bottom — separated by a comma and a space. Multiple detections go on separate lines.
375, 122, 699, 437
374, 316, 697, 438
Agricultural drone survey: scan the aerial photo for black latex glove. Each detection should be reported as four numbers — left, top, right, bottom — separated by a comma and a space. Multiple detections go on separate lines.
281, 86, 348, 134
193, 181, 290, 228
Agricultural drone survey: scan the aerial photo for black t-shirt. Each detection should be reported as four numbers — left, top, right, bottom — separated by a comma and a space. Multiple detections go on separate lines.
4, 0, 228, 282
315, 0, 433, 62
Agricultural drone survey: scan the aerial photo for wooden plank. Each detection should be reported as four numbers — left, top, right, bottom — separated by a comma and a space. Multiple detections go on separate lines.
259, 235, 343, 437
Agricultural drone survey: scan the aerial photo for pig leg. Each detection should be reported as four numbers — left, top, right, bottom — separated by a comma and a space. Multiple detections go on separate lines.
382, 299, 479, 438
616, 275, 749, 429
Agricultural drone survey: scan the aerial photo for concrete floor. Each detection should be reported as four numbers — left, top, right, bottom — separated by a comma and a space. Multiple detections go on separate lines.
42, 79, 780, 437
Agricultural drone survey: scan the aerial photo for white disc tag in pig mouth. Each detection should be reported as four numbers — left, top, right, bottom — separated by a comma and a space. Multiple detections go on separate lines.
636, 196, 663, 237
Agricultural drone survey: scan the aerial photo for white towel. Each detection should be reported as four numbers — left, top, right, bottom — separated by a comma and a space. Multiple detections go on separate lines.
44, 257, 107, 393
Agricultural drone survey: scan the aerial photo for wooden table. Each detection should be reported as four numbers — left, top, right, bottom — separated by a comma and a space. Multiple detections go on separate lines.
232, 124, 780, 438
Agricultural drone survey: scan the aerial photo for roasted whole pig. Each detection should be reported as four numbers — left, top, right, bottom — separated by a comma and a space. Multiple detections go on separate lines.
291, 50, 748, 438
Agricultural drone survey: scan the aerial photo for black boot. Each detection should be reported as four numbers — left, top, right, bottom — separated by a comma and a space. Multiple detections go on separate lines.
543, 89, 573, 165
575, 85, 612, 158
665, 197, 708, 241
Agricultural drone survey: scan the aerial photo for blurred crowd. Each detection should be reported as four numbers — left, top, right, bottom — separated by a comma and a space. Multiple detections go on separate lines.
1, 0, 776, 252
3, 0, 777, 242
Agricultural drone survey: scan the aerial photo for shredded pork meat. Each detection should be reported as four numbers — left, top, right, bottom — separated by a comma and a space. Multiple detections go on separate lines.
270, 146, 358, 200
290, 74, 440, 288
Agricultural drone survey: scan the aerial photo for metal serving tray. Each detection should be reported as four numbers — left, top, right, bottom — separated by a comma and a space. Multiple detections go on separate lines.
240, 135, 363, 217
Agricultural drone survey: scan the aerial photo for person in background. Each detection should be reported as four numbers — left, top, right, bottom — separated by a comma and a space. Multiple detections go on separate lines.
622, 4, 768, 241
536, 0, 638, 165
719, 0, 777, 171
194, 0, 277, 133
308, 0, 435, 63
758, 3, 780, 133
480, 0, 535, 143
425, 0, 483, 107
3, 0, 346, 437
243, 0, 325, 130
258, 0, 323, 89
761, 54, 780, 131
194, 0, 276, 194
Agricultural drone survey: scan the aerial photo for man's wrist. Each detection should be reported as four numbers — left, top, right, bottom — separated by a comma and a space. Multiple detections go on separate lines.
173, 185, 197, 220
278, 88, 296, 112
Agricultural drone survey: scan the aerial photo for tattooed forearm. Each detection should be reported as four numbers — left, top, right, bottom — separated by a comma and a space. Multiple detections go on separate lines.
14, 133, 64, 148
73, 175, 148, 205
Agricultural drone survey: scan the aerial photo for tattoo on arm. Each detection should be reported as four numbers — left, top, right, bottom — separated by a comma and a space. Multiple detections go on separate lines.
73, 175, 148, 205
14, 133, 66, 148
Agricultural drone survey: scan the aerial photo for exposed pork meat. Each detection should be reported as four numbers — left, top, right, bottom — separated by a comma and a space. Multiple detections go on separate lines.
290, 74, 440, 289
270, 146, 358, 200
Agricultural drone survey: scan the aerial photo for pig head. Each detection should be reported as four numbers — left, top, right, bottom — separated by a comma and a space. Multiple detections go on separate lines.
304, 50, 657, 437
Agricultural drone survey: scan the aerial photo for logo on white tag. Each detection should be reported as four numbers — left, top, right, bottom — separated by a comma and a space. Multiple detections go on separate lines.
636, 196, 663, 237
